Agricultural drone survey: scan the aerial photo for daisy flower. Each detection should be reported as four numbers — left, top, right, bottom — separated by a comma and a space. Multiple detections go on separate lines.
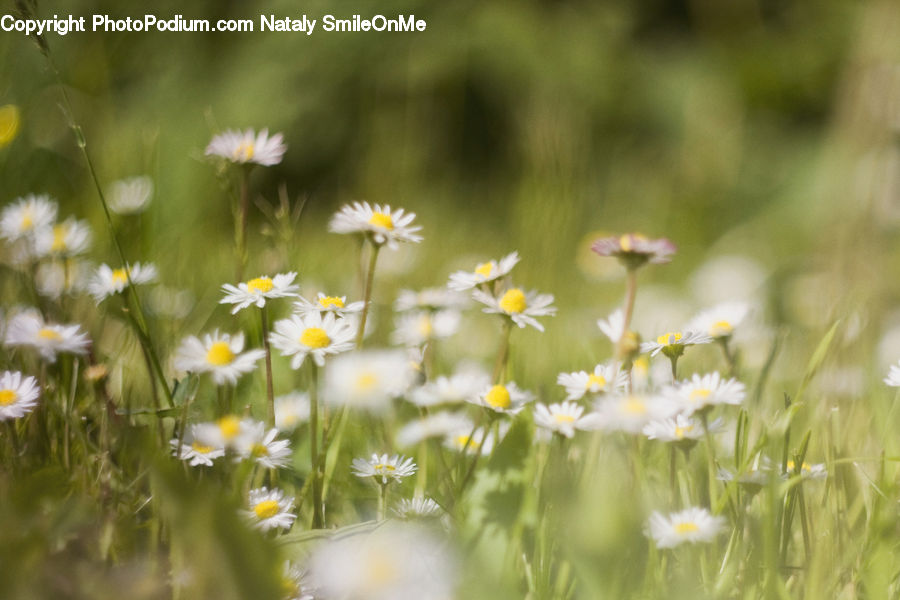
328, 201, 423, 249
641, 330, 713, 358
219, 272, 299, 314
234, 424, 292, 469
784, 459, 827, 480
323, 350, 415, 413
192, 414, 253, 450
206, 128, 287, 167
444, 423, 500, 455
0, 370, 40, 421
597, 308, 625, 343
884, 361, 900, 387
173, 331, 266, 385
592, 233, 677, 269
687, 301, 750, 339
408, 367, 490, 407
33, 218, 92, 258
391, 309, 461, 347
395, 411, 472, 447
646, 507, 726, 548
533, 401, 602, 439
670, 372, 745, 414
468, 382, 534, 415
643, 414, 723, 445
447, 251, 520, 291
4, 311, 90, 362
557, 362, 627, 400
293, 292, 364, 318
592, 393, 678, 434
36, 260, 91, 300
352, 453, 417, 485
269, 312, 355, 369
472, 287, 556, 332
394, 496, 444, 520
0, 194, 57, 242
394, 287, 468, 312
88, 262, 157, 303
274, 391, 310, 432
244, 487, 296, 532
169, 426, 226, 467
107, 176, 153, 215
280, 562, 316, 600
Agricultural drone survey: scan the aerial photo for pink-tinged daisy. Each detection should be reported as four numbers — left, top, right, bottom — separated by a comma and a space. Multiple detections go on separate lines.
592, 233, 676, 269
206, 128, 287, 166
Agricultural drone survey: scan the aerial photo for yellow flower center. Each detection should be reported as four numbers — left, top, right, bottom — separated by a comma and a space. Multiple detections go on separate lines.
374, 463, 396, 472
318, 295, 345, 309
417, 315, 433, 337
111, 268, 129, 286
253, 499, 280, 519
554, 413, 576, 424
0, 389, 16, 406
619, 233, 647, 252
280, 578, 300, 598
485, 385, 511, 409
38, 328, 61, 340
366, 554, 399, 587
786, 460, 812, 472
51, 224, 68, 252
586, 373, 607, 390
191, 441, 214, 454
251, 443, 269, 457
368, 212, 394, 230
656, 332, 683, 346
455, 434, 473, 449
689, 389, 712, 403
246, 277, 273, 294
674, 424, 694, 439
206, 341, 235, 366
20, 210, 33, 231
499, 288, 527, 314
475, 262, 494, 277
711, 320, 733, 337
217, 415, 241, 440
233, 142, 255, 161
300, 327, 330, 349
623, 396, 646, 414
354, 372, 378, 392
633, 356, 649, 375
675, 521, 699, 534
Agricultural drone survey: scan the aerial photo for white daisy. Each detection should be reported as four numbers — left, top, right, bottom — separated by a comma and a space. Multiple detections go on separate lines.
687, 301, 750, 339
88, 262, 157, 303
646, 507, 726, 548
643, 414, 722, 444
352, 453, 417, 485
173, 331, 266, 385
408, 368, 490, 407
328, 201, 423, 249
4, 311, 90, 362
784, 459, 827, 480
597, 309, 625, 343
281, 562, 316, 600
533, 401, 601, 439
107, 176, 153, 215
244, 487, 296, 532
641, 330, 713, 357
468, 382, 534, 415
395, 411, 472, 447
443, 423, 499, 455
32, 218, 92, 258
670, 372, 745, 414
192, 415, 253, 450
472, 287, 556, 332
219, 272, 299, 314
269, 312, 355, 369
447, 251, 520, 291
206, 128, 287, 166
293, 292, 364, 318
557, 363, 627, 400
592, 393, 678, 434
323, 350, 415, 413
394, 288, 468, 312
234, 424, 292, 469
884, 361, 900, 387
35, 259, 91, 300
0, 370, 40, 420
0, 194, 57, 242
391, 309, 461, 347
274, 391, 310, 432
394, 496, 444, 520
170, 426, 226, 467
592, 233, 677, 268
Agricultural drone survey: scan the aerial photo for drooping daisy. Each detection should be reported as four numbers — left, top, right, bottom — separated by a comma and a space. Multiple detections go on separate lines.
687, 301, 750, 340
642, 414, 722, 445
173, 331, 266, 385
447, 251, 520, 291
597, 308, 625, 343
269, 312, 355, 369
206, 128, 287, 167
394, 496, 444, 520
274, 391, 310, 432
88, 262, 158, 303
33, 218, 92, 258
408, 367, 490, 407
394, 287, 468, 312
395, 411, 472, 447
328, 201, 423, 249
0, 370, 40, 421
472, 287, 556, 332
244, 487, 296, 532
107, 176, 153, 215
533, 401, 601, 439
670, 372, 745, 414
219, 272, 299, 314
323, 350, 415, 413
234, 423, 292, 469
293, 292, 365, 318
169, 426, 226, 467
592, 233, 677, 269
352, 453, 417, 485
468, 382, 534, 415
592, 393, 678, 434
4, 311, 90, 362
557, 363, 627, 400
0, 194, 57, 242
884, 361, 900, 387
391, 309, 461, 347
646, 507, 725, 548
640, 330, 713, 358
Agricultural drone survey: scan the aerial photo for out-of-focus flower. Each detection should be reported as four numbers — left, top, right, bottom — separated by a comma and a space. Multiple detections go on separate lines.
557, 362, 627, 400
0, 195, 57, 242
329, 201, 422, 249
206, 128, 287, 166
394, 496, 444, 520
669, 372, 745, 414
323, 350, 414, 413
408, 367, 490, 407
33, 217, 92, 258
352, 453, 417, 485
394, 287, 468, 312
244, 487, 296, 532
641, 330, 712, 358
4, 311, 90, 362
646, 507, 725, 548
447, 251, 520, 291
533, 401, 601, 438
592, 233, 676, 269
468, 382, 534, 415
88, 262, 157, 303
391, 309, 461, 347
108, 176, 153, 215
395, 411, 472, 447
592, 393, 678, 434
0, 370, 40, 421
274, 392, 310, 432
687, 301, 750, 340
294, 292, 364, 318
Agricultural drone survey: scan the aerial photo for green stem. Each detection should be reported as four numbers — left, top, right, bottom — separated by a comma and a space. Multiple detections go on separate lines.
492, 319, 513, 384
356, 243, 380, 348
379, 482, 389, 521
309, 362, 324, 528
260, 305, 275, 427
236, 167, 250, 281
701, 412, 719, 509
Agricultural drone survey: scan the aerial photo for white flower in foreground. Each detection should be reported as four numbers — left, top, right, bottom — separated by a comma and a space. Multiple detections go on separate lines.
885, 361, 900, 387
592, 393, 678, 434
281, 562, 316, 600
206, 128, 287, 166
4, 311, 90, 362
234, 424, 292, 469
328, 201, 423, 249
469, 382, 534, 415
308, 523, 456, 600
88, 262, 157, 303
352, 453, 417, 485
274, 392, 310, 432
395, 411, 472, 447
269, 312, 355, 369
169, 426, 226, 467
533, 402, 601, 439
219, 272, 298, 314
447, 251, 520, 291
643, 414, 722, 444
391, 309, 461, 347
108, 176, 153, 215
33, 218, 92, 257
173, 331, 265, 385
687, 301, 750, 339
597, 308, 625, 343
646, 507, 725, 548
557, 362, 627, 400
0, 194, 57, 242
323, 350, 415, 413
394, 496, 444, 520
472, 287, 556, 332
394, 287, 468, 312
0, 370, 40, 421
294, 292, 364, 318
36, 260, 91, 300
641, 330, 713, 357
670, 372, 745, 414
244, 487, 296, 532
192, 415, 254, 450
408, 367, 490, 407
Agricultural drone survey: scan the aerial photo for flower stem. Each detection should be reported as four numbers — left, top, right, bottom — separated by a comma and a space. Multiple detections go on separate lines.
309, 362, 325, 528
701, 411, 719, 509
378, 482, 389, 521
356, 243, 380, 348
260, 305, 275, 428
492, 319, 513, 384
621, 268, 638, 336
235, 167, 250, 281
